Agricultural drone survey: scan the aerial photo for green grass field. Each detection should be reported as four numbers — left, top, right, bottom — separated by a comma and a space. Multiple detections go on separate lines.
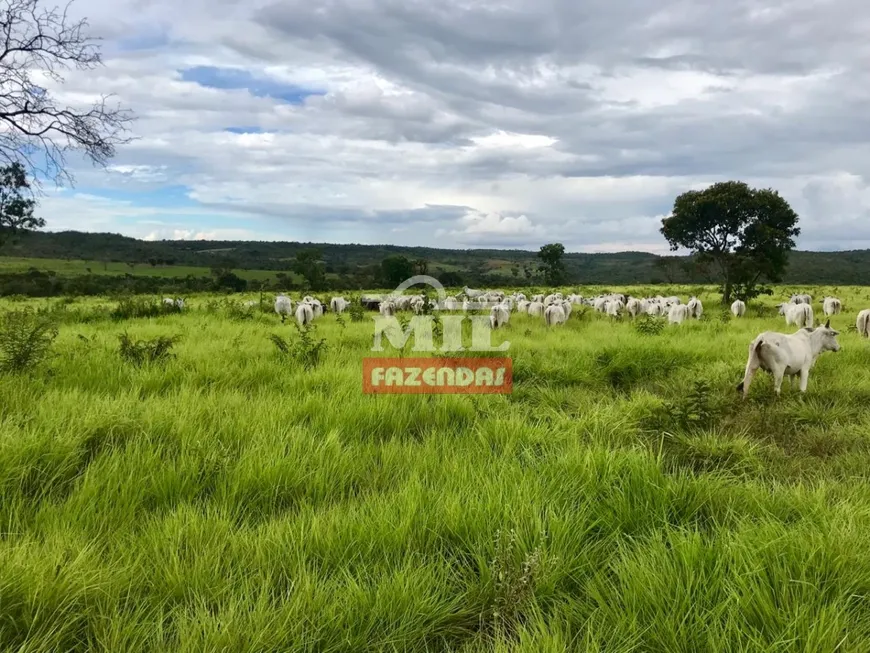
3, 286, 870, 651
0, 256, 296, 282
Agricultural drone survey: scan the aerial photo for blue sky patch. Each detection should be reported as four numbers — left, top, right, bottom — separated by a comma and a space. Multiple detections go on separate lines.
179, 66, 325, 104
224, 126, 267, 134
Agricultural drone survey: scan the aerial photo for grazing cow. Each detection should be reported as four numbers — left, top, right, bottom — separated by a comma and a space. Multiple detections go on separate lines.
380, 300, 396, 316
626, 297, 642, 318
295, 303, 314, 326
310, 300, 323, 319
737, 320, 841, 398
857, 309, 870, 337
822, 297, 842, 316
558, 299, 573, 319
687, 296, 703, 319
528, 301, 545, 318
517, 299, 531, 314
274, 294, 293, 322
531, 294, 544, 303
646, 301, 663, 317
668, 304, 690, 324
790, 293, 812, 305
779, 302, 813, 328
330, 297, 348, 314
463, 286, 485, 299
490, 304, 510, 329
731, 299, 746, 317
544, 304, 566, 326
605, 300, 623, 318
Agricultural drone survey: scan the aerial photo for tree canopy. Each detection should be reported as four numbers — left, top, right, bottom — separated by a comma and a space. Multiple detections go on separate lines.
380, 255, 415, 288
0, 0, 134, 187
292, 249, 327, 290
0, 162, 44, 247
537, 243, 566, 286
660, 181, 800, 302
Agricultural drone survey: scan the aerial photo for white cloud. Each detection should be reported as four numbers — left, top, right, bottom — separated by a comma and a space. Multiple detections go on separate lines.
9, 0, 870, 252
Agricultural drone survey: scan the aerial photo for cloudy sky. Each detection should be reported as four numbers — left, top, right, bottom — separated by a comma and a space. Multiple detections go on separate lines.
21, 0, 870, 252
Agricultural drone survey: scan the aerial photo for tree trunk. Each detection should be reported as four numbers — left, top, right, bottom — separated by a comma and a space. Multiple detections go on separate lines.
723, 279, 732, 304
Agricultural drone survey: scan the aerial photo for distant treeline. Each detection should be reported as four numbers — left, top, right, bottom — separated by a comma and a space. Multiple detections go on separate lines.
1, 229, 870, 297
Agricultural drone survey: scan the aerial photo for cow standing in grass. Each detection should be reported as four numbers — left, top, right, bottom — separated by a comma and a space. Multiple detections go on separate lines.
857, 309, 870, 337
737, 320, 841, 398
731, 300, 746, 317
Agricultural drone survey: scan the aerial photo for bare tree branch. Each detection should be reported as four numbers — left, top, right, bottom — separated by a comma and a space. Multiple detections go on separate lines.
0, 0, 135, 192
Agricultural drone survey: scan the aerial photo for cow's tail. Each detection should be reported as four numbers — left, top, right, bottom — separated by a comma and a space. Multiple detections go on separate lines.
736, 338, 764, 392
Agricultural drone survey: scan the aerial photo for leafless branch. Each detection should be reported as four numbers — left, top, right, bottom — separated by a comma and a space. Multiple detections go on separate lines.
0, 0, 135, 191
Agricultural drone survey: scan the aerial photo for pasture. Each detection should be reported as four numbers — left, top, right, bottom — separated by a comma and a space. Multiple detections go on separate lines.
3, 286, 870, 651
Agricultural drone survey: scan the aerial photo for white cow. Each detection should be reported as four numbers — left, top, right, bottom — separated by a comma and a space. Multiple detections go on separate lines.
463, 286, 485, 299
558, 299, 573, 319
606, 300, 623, 318
163, 297, 184, 308
668, 304, 690, 324
822, 297, 842, 316
528, 301, 545, 318
330, 297, 349, 314
490, 304, 510, 329
626, 297, 642, 318
737, 320, 841, 398
544, 304, 566, 326
295, 302, 314, 326
517, 299, 531, 314
779, 302, 813, 328
731, 299, 746, 317
790, 293, 812, 305
687, 297, 703, 319
379, 300, 396, 316
274, 294, 293, 322
857, 309, 870, 337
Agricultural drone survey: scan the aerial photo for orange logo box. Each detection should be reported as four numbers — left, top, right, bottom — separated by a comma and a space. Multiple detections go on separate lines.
363, 357, 512, 394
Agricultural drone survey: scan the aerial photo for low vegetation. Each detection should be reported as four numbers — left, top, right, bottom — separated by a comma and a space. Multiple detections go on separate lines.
1, 285, 870, 650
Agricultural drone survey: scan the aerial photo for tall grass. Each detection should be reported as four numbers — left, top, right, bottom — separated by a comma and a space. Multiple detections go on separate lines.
1, 286, 870, 651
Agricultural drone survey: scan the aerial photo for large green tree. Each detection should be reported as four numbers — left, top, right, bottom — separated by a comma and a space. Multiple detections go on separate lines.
292, 248, 327, 290
380, 255, 416, 287
537, 242, 566, 286
0, 163, 44, 248
660, 181, 800, 303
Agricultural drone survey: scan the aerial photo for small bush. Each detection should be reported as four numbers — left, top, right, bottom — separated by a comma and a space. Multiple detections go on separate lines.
485, 528, 552, 639
632, 314, 666, 336
270, 323, 328, 370
117, 332, 178, 366
0, 309, 58, 373
347, 299, 365, 323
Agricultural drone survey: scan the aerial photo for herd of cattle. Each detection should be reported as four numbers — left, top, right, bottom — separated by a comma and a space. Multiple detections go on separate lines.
155, 289, 870, 396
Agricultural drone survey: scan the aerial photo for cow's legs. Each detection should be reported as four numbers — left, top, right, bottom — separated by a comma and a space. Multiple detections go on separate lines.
799, 367, 810, 393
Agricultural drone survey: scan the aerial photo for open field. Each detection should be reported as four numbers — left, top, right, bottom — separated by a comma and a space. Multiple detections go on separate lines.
3, 286, 870, 650
0, 256, 300, 282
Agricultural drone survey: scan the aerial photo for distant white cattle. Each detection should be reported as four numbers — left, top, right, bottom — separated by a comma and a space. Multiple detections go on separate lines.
730, 299, 746, 317
687, 297, 703, 319
274, 294, 293, 322
330, 297, 349, 314
544, 304, 566, 326
790, 293, 812, 305
779, 302, 813, 328
822, 297, 842, 316
490, 304, 510, 329
737, 320, 841, 398
857, 309, 870, 338
668, 304, 690, 324
295, 302, 314, 326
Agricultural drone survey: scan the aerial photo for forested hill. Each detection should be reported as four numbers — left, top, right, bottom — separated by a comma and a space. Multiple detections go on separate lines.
2, 229, 870, 286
